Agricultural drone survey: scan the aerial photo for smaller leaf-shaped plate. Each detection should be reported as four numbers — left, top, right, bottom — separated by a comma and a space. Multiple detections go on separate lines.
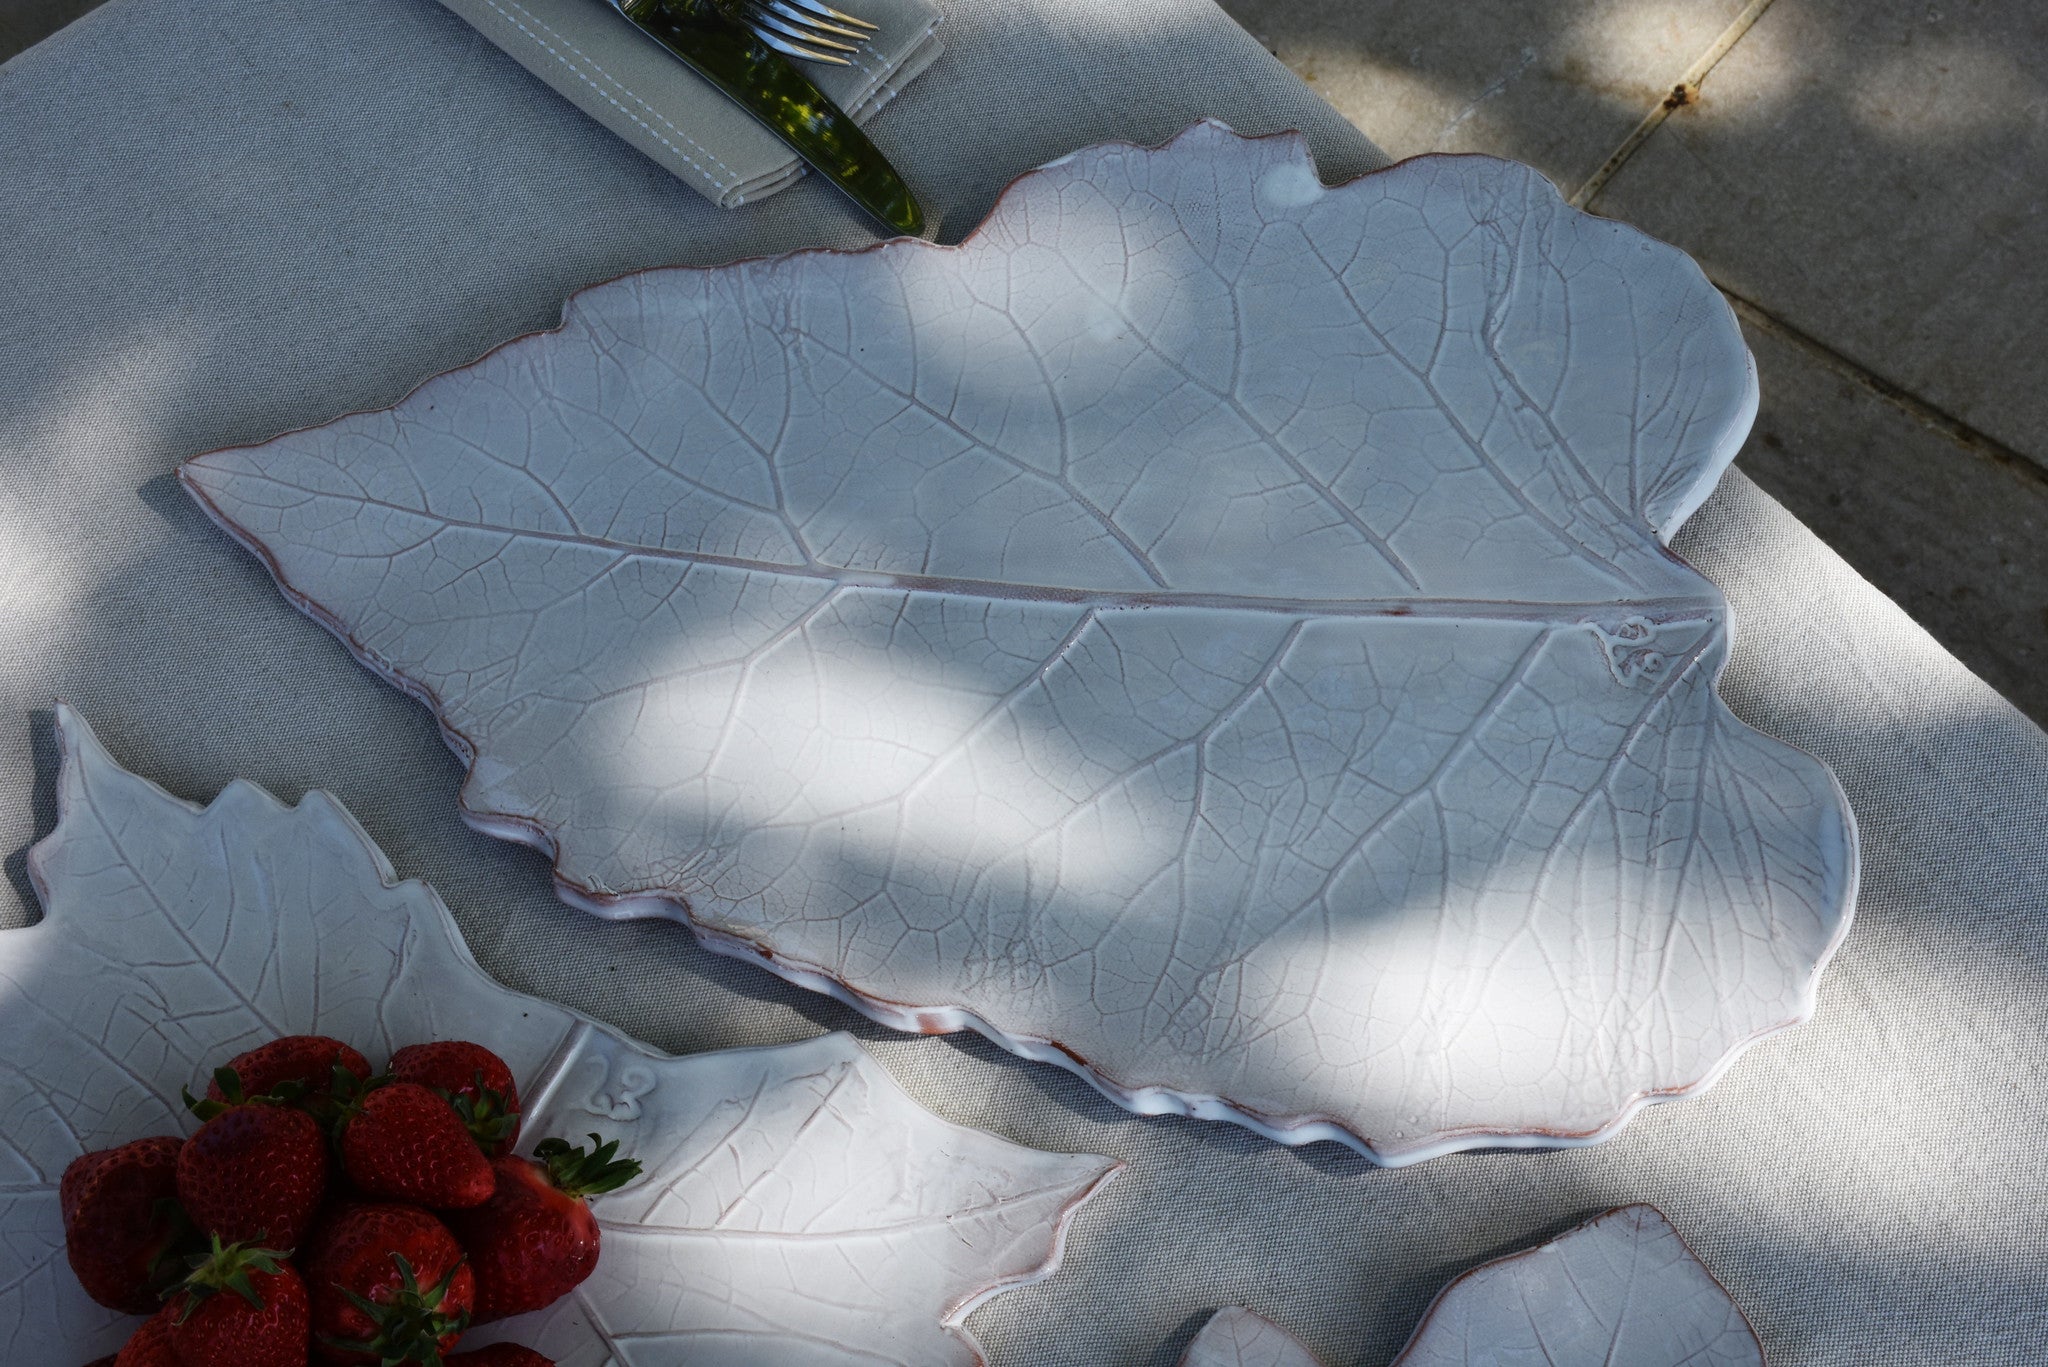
4, 705, 1118, 1365
1180, 1307, 1323, 1367
1179, 1205, 1763, 1367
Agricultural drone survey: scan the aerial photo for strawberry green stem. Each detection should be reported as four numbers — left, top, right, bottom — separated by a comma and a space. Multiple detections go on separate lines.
319, 1251, 471, 1364
534, 1133, 642, 1198
172, 1234, 290, 1322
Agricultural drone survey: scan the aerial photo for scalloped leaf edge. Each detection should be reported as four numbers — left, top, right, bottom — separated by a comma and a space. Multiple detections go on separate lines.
178, 119, 1860, 1168
16, 703, 1121, 1365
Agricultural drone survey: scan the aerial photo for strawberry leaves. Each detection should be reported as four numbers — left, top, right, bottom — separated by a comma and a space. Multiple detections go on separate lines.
446, 1085, 520, 1159
319, 1252, 473, 1365
171, 1236, 291, 1323
183, 1069, 260, 1124
529, 1137, 639, 1202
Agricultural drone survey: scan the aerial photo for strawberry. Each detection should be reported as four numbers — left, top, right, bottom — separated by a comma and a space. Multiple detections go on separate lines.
337, 1082, 495, 1208
110, 1309, 176, 1366
207, 1036, 372, 1109
162, 1236, 310, 1367
60, 1136, 194, 1311
447, 1134, 640, 1322
388, 1041, 522, 1157
445, 1347, 554, 1366
303, 1202, 474, 1366
179, 1078, 330, 1248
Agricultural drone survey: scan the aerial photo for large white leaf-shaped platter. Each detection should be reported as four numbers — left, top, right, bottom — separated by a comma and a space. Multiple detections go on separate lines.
182, 120, 1858, 1163
4, 706, 1118, 1365
1180, 1206, 1763, 1367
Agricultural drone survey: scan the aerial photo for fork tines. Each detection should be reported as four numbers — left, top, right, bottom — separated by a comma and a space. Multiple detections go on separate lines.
742, 0, 879, 65
780, 0, 878, 31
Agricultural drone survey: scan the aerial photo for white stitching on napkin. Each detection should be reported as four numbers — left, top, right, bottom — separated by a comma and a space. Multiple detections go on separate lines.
477, 0, 742, 190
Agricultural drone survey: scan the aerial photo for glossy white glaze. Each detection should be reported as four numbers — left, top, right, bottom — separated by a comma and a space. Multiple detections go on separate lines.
7, 706, 1116, 1365
1183, 1205, 1763, 1367
1180, 1307, 1322, 1367
183, 122, 1856, 1162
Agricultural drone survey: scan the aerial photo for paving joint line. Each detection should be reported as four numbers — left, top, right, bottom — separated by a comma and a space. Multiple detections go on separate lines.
1721, 290, 2048, 494
1569, 0, 1780, 208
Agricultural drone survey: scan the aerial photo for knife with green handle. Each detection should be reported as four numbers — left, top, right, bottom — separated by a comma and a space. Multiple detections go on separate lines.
608, 0, 926, 235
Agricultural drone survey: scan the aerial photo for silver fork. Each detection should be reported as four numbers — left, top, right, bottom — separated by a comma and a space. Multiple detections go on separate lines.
735, 0, 878, 65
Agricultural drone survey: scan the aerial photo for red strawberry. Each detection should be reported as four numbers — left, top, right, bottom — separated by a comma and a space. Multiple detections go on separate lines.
389, 1041, 522, 1157
162, 1236, 309, 1367
337, 1082, 495, 1208
303, 1202, 474, 1366
447, 1134, 641, 1322
60, 1136, 193, 1311
178, 1086, 329, 1248
207, 1036, 371, 1107
445, 1346, 554, 1366
110, 1309, 176, 1366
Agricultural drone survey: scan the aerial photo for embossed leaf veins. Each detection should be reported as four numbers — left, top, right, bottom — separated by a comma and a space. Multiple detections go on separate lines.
1179, 1308, 1324, 1367
5, 708, 1115, 1364
182, 121, 1857, 1162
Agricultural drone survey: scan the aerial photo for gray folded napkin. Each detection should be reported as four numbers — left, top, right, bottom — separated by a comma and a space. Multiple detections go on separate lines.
432, 0, 943, 208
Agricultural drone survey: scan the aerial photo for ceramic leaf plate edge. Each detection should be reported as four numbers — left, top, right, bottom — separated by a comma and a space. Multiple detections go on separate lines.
1178, 1306, 1324, 1367
1179, 1205, 1764, 1367
3, 704, 1118, 1365
181, 119, 1859, 1166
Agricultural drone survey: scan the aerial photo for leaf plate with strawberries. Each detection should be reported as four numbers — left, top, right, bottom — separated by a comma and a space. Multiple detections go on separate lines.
5, 706, 1119, 1364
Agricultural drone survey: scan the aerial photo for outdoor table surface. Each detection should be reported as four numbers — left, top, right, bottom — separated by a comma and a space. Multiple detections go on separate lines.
3, 1, 2045, 1363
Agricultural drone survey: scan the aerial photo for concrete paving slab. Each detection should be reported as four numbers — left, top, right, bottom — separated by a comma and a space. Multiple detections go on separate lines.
1734, 310, 2048, 724
0, 0, 101, 62
1592, 0, 2048, 474
1214, 0, 1749, 188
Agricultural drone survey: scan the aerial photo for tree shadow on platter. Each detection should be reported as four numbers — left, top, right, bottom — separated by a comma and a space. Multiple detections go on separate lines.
11, 343, 2046, 1367
1223, 0, 2048, 732
16, 337, 2044, 1367
411, 537, 1848, 1179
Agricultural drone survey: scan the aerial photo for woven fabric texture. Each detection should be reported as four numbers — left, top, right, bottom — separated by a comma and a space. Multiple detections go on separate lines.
430, 0, 945, 208
2, 1, 2043, 1363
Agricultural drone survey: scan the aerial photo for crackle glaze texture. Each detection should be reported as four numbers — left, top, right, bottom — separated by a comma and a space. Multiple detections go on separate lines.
1183, 1206, 1763, 1367
182, 121, 1857, 1162
6, 707, 1116, 1365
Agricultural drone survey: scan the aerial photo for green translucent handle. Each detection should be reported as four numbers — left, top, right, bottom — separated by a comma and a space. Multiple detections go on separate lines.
620, 0, 926, 236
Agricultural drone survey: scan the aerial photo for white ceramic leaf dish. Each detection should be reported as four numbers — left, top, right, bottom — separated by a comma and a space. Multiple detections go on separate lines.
182, 121, 1858, 1165
5, 706, 1118, 1365
1178, 1205, 1763, 1367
